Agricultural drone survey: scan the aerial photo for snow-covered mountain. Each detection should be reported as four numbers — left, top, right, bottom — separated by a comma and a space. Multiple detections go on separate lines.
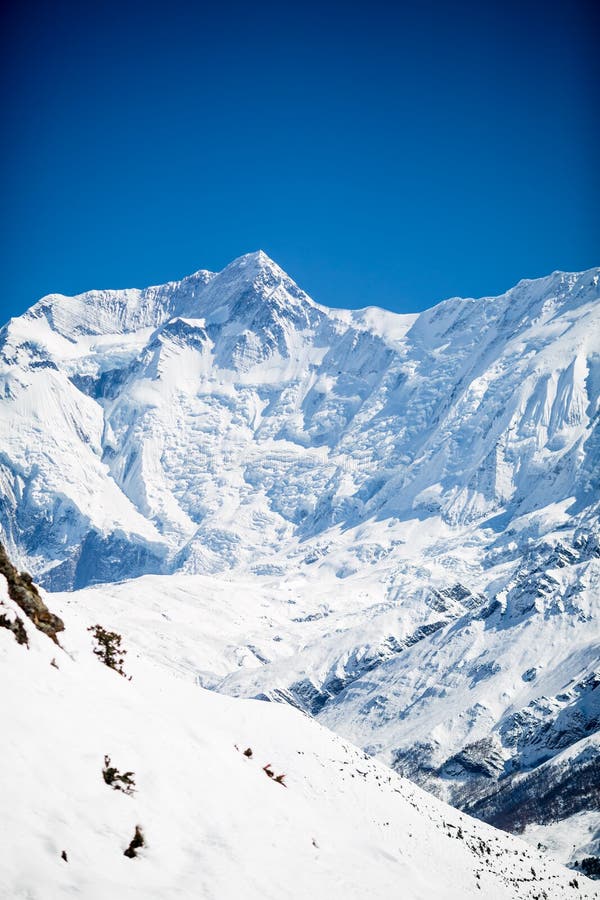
0, 250, 417, 586
1, 252, 597, 590
1, 252, 599, 873
1, 567, 596, 899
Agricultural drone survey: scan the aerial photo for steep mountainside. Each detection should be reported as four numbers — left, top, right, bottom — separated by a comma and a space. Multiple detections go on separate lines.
1, 571, 596, 899
55, 557, 600, 872
1, 252, 599, 869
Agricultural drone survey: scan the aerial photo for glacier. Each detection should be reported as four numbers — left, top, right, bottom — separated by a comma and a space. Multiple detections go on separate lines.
1, 250, 599, 870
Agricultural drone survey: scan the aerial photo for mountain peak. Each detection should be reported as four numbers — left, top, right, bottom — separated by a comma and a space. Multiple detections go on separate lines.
245, 248, 273, 264
222, 249, 286, 279
194, 250, 321, 323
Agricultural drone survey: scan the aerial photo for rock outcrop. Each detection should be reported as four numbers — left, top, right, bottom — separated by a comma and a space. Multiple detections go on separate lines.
0, 542, 64, 643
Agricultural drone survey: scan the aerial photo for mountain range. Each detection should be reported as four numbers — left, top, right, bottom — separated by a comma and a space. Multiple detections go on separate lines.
1, 251, 598, 887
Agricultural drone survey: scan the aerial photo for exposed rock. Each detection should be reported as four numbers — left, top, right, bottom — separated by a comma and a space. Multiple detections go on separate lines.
0, 542, 64, 643
464, 740, 600, 834
0, 607, 28, 646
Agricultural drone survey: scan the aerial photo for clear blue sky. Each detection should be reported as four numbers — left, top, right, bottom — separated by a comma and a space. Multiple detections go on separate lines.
1, 0, 598, 320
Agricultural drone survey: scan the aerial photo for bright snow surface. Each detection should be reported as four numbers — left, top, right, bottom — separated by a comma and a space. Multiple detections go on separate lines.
1, 578, 596, 899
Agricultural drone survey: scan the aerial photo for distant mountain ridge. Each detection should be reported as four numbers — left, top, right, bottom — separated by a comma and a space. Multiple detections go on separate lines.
1, 252, 599, 868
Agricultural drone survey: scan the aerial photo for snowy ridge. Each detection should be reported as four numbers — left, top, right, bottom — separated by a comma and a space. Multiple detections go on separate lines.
1, 252, 599, 869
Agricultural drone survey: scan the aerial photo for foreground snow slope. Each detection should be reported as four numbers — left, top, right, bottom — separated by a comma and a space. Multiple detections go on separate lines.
1, 577, 595, 900
55, 558, 600, 870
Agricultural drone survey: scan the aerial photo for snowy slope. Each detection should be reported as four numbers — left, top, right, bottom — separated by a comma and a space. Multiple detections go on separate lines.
1, 574, 596, 900
53, 543, 600, 871
1, 251, 599, 868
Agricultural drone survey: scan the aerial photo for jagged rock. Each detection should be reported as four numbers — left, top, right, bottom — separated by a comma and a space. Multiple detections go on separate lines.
0, 607, 28, 645
440, 737, 505, 780
0, 542, 64, 643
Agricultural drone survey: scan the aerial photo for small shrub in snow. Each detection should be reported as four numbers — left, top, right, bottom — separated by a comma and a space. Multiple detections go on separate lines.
102, 755, 136, 795
124, 825, 145, 858
262, 763, 286, 785
88, 625, 127, 676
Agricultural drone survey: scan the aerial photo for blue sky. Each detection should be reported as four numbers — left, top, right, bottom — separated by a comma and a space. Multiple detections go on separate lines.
1, 0, 598, 320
